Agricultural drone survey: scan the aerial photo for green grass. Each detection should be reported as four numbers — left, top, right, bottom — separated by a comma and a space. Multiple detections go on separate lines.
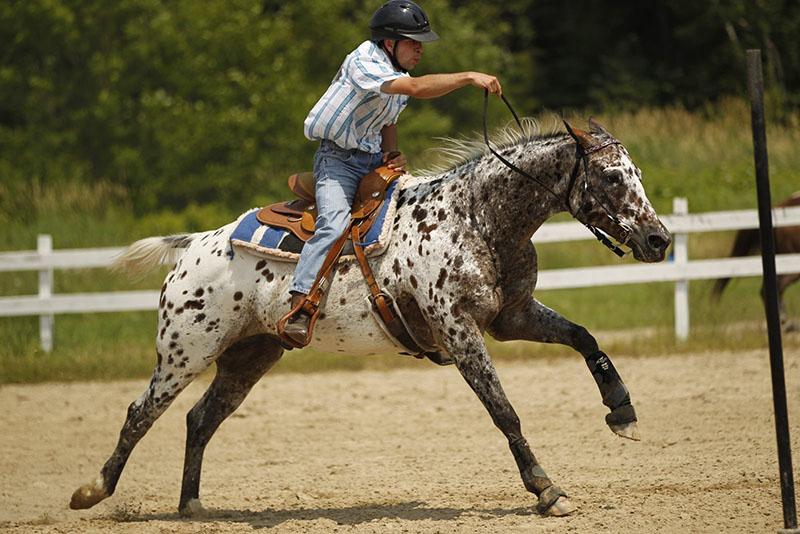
2, 100, 800, 383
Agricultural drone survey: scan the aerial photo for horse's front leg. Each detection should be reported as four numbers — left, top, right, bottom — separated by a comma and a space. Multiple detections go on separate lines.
488, 297, 639, 440
445, 318, 576, 516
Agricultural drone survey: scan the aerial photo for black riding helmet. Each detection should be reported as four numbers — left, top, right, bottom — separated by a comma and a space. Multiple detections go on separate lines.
370, 0, 439, 42
370, 1, 438, 72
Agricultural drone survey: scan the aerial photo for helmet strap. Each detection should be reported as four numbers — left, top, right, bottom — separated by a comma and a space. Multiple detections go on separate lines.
382, 39, 407, 73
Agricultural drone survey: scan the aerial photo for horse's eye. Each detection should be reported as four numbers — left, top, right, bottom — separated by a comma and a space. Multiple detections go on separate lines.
605, 170, 623, 185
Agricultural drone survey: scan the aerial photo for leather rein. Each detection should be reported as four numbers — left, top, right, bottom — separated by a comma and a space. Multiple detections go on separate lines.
482, 90, 630, 257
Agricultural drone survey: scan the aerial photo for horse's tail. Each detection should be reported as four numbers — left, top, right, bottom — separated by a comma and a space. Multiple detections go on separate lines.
711, 228, 761, 300
111, 234, 195, 278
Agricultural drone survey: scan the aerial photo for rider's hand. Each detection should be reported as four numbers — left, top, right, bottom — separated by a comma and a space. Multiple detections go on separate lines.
383, 151, 407, 172
469, 72, 502, 96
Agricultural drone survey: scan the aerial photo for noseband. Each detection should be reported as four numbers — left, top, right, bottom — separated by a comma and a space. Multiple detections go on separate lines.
482, 90, 629, 257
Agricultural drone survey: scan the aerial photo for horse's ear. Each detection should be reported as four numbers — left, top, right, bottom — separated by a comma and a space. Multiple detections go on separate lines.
563, 120, 596, 149
588, 117, 611, 136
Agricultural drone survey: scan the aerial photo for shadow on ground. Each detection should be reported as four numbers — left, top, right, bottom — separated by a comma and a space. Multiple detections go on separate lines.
110, 501, 535, 529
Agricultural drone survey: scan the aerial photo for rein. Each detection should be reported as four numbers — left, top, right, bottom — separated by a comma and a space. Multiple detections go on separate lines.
482, 90, 628, 257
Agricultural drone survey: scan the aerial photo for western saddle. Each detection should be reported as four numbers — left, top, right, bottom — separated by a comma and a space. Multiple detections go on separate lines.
263, 164, 436, 358
256, 166, 398, 244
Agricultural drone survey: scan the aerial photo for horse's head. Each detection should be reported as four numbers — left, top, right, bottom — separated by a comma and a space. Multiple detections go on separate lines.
563, 119, 670, 262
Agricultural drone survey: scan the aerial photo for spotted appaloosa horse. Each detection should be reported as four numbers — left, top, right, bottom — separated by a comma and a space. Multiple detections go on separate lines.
70, 119, 670, 517
712, 191, 800, 331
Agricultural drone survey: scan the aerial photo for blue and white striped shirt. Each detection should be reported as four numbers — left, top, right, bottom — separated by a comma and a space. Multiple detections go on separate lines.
304, 40, 410, 154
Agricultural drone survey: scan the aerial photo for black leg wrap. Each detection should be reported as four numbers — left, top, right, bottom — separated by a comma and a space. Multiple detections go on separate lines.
535, 484, 568, 515
586, 350, 631, 410
509, 437, 551, 494
605, 403, 637, 426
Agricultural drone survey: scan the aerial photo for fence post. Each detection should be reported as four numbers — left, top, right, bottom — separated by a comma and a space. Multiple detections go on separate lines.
37, 234, 54, 352
673, 197, 689, 341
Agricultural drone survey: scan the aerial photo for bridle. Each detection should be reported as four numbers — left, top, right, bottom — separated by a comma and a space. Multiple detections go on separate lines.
482, 90, 631, 257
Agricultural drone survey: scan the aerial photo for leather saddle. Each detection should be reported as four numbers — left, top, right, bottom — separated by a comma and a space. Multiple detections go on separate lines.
256, 166, 402, 242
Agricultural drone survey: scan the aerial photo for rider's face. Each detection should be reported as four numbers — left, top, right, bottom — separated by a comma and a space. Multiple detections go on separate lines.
387, 40, 423, 71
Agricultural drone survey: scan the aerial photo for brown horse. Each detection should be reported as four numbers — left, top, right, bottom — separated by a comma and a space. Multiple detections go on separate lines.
712, 192, 800, 331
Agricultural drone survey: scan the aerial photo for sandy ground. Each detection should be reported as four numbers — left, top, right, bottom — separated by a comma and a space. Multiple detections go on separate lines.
1, 348, 799, 533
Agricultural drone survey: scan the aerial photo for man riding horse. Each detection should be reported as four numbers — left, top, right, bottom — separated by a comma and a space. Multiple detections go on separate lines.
68, 0, 673, 516
281, 0, 503, 345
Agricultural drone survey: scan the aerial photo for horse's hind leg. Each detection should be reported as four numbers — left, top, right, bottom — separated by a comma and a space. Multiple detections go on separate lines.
70, 341, 223, 510
179, 334, 283, 517
488, 297, 639, 440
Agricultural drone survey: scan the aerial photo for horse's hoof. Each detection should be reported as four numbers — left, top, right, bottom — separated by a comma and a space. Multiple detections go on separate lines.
536, 485, 575, 517
69, 478, 109, 510
543, 496, 577, 517
179, 498, 206, 518
609, 420, 641, 441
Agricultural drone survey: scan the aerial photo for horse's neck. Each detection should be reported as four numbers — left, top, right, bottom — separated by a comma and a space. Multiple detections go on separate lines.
468, 139, 575, 247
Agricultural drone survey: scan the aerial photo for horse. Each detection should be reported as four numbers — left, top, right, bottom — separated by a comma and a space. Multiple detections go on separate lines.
69, 118, 671, 518
711, 192, 800, 331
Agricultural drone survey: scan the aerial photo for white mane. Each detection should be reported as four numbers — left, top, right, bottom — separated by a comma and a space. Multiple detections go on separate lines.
417, 116, 564, 177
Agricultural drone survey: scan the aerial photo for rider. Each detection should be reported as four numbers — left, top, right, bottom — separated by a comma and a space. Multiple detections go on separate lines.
283, 0, 503, 345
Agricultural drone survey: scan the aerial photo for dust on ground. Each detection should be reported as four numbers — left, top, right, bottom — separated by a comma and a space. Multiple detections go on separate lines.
1, 348, 799, 533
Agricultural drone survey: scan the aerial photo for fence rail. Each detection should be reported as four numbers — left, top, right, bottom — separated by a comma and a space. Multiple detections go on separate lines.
2, 198, 800, 350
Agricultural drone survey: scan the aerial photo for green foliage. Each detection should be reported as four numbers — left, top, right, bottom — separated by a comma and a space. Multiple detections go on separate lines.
10, 0, 800, 214
2, 2, 800, 382
7, 1, 797, 213
0, 0, 510, 213
502, 0, 800, 110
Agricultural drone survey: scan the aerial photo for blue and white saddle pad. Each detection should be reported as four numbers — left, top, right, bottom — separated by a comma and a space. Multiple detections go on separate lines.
230, 179, 400, 262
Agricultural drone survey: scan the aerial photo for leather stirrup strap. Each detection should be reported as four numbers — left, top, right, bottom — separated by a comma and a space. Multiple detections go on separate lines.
352, 223, 393, 324
351, 224, 428, 355
277, 223, 354, 348
305, 227, 352, 308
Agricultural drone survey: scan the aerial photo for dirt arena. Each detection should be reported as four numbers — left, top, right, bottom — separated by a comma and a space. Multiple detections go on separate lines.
1, 347, 799, 533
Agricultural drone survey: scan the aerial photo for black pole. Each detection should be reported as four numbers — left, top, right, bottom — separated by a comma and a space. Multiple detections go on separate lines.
746, 48, 798, 532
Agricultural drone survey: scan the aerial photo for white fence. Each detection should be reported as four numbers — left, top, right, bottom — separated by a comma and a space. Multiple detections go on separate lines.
2, 198, 800, 350
534, 198, 800, 340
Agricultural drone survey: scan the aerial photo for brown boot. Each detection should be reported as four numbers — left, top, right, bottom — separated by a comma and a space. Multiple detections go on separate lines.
282, 293, 312, 346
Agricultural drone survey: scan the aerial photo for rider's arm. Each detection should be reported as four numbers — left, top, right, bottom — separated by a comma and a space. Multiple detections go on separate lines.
381, 72, 502, 99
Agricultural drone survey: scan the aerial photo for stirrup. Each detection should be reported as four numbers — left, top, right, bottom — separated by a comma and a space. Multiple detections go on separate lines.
277, 298, 320, 349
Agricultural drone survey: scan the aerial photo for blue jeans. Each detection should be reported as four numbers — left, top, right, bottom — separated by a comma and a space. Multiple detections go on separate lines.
290, 140, 383, 295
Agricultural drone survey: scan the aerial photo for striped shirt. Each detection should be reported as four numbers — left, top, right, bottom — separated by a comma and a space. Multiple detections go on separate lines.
304, 40, 410, 153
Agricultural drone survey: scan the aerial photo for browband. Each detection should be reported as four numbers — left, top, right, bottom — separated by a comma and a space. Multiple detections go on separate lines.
582, 139, 621, 155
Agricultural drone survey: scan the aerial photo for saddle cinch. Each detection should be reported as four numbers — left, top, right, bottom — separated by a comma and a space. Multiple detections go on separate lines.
265, 166, 444, 362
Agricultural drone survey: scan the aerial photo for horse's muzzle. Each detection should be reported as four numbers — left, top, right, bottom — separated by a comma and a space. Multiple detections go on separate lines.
631, 222, 671, 263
